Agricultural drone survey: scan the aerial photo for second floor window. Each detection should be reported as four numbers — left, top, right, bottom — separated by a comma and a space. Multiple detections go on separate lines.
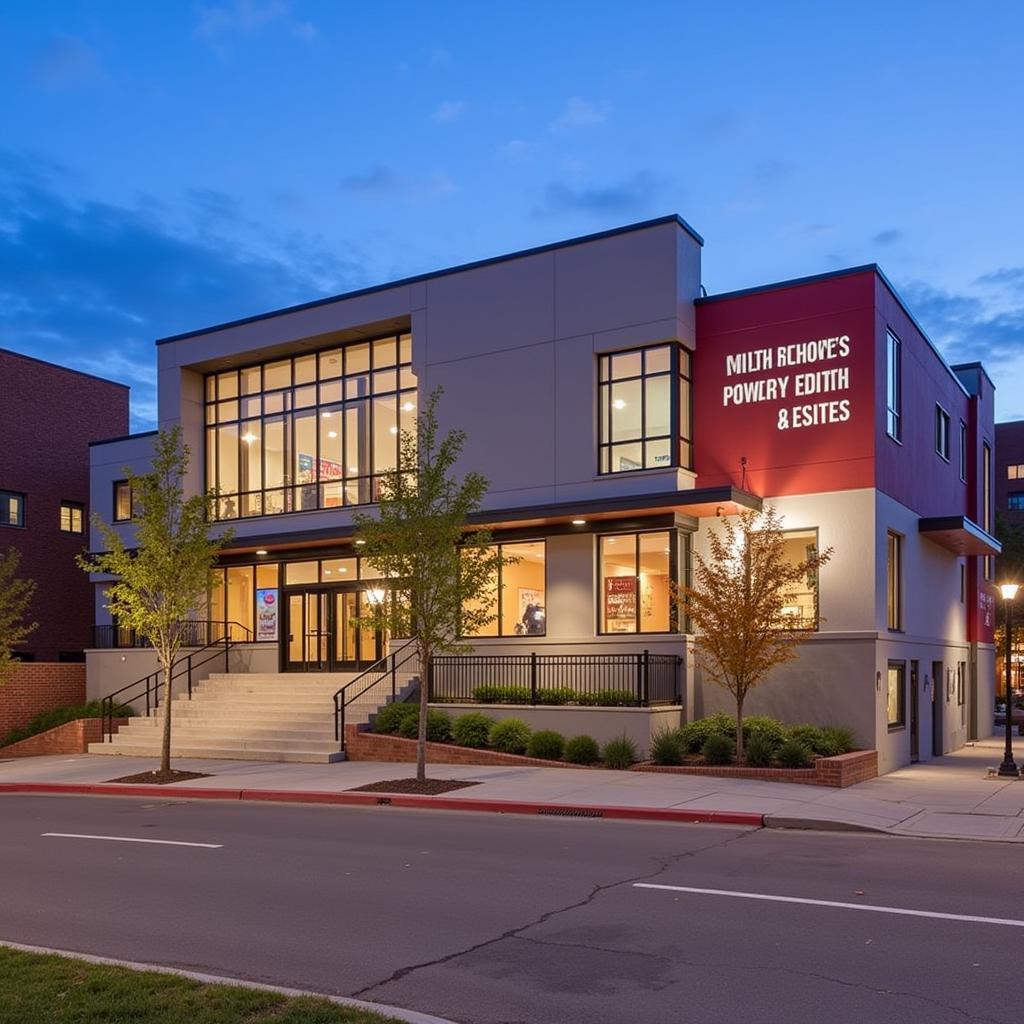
887, 530, 902, 630
935, 406, 950, 460
598, 344, 692, 474
886, 330, 901, 441
1010, 493, 1024, 512
60, 501, 84, 533
205, 334, 416, 520
113, 481, 133, 522
0, 490, 24, 528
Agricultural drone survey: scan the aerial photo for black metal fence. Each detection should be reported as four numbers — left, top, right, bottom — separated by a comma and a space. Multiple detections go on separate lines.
91, 620, 246, 650
429, 651, 682, 707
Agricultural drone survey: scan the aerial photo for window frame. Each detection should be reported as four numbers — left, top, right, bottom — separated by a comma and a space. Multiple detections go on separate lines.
983, 441, 993, 580
59, 500, 85, 534
597, 343, 692, 475
887, 660, 906, 730
960, 421, 969, 483
112, 480, 133, 523
934, 404, 950, 461
459, 539, 548, 639
778, 527, 823, 631
886, 530, 903, 632
596, 528, 684, 636
0, 489, 25, 529
886, 330, 902, 442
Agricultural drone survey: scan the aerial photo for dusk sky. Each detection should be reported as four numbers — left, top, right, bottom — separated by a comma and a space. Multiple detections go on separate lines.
2, 1, 1022, 429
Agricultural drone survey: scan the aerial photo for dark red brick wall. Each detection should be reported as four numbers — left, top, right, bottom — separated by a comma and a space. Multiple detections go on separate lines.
0, 350, 129, 659
632, 749, 878, 788
0, 662, 86, 736
0, 716, 125, 757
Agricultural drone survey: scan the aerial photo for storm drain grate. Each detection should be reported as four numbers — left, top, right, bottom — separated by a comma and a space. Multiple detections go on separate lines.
537, 807, 604, 818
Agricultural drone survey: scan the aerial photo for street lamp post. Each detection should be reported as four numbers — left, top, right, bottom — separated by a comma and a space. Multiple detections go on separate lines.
999, 583, 1020, 779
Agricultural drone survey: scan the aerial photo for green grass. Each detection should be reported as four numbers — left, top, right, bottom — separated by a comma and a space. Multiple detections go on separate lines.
0, 948, 405, 1024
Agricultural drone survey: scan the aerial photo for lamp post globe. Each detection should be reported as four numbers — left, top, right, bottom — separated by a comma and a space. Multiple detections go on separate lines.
998, 583, 1020, 779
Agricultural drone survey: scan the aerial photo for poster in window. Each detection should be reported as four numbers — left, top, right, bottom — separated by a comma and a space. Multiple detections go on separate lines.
256, 588, 279, 641
605, 576, 636, 631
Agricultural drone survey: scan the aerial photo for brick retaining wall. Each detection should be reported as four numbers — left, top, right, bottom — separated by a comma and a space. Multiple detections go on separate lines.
632, 749, 878, 788
0, 717, 126, 758
0, 663, 86, 737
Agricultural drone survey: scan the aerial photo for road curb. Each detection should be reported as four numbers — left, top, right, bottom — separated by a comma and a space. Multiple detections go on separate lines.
0, 781, 765, 827
0, 938, 455, 1024
763, 814, 890, 834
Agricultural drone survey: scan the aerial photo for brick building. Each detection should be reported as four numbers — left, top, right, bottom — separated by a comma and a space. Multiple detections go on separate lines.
0, 349, 129, 661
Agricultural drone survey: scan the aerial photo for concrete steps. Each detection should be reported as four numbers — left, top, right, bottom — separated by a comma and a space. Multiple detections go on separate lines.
89, 669, 419, 764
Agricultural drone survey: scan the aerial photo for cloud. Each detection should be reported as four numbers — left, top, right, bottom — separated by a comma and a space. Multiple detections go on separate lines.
534, 171, 656, 219
551, 97, 607, 130
194, 0, 316, 49
498, 139, 534, 160
0, 152, 362, 430
30, 35, 104, 90
976, 267, 1024, 293
340, 165, 456, 202
872, 228, 903, 246
432, 100, 465, 123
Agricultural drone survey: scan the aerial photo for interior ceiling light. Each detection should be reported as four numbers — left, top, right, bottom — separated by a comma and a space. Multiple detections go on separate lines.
355, 539, 366, 546
402, 401, 415, 411
255, 549, 268, 556
612, 399, 626, 410
572, 519, 586, 525
241, 433, 258, 444
327, 431, 338, 439
389, 426, 399, 434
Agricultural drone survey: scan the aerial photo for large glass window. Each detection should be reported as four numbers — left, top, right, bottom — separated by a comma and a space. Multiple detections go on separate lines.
778, 529, 821, 629
887, 661, 905, 729
598, 344, 692, 474
887, 531, 902, 631
210, 563, 280, 642
886, 330, 901, 441
599, 530, 678, 634
205, 333, 415, 520
463, 541, 546, 637
0, 490, 25, 528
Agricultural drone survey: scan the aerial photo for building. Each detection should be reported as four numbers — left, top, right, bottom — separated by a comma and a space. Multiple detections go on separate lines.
0, 348, 130, 660
995, 420, 1024, 529
85, 216, 998, 772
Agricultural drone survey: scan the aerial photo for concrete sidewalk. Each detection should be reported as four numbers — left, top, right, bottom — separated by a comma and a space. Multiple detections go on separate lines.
3, 737, 1024, 841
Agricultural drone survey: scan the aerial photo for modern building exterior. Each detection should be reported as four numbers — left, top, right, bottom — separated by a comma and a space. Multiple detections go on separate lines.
86, 216, 998, 772
995, 420, 1024, 528
0, 348, 130, 661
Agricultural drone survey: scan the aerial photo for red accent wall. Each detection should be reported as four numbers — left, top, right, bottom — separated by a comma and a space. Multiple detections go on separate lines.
694, 272, 876, 497
0, 351, 129, 659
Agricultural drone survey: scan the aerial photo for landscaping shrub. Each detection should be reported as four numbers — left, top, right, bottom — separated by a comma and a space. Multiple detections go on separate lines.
472, 685, 532, 704
819, 725, 856, 757
744, 732, 776, 768
451, 712, 494, 748
649, 726, 685, 766
602, 734, 638, 770
785, 724, 827, 755
577, 689, 639, 707
1, 700, 134, 748
398, 708, 451, 742
564, 734, 601, 765
488, 717, 532, 754
742, 715, 785, 751
535, 687, 576, 706
372, 701, 419, 735
679, 712, 735, 753
776, 738, 814, 768
702, 732, 735, 765
526, 729, 565, 761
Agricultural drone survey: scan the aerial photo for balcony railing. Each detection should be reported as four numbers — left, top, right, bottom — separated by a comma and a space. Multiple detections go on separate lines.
91, 620, 251, 649
429, 651, 682, 708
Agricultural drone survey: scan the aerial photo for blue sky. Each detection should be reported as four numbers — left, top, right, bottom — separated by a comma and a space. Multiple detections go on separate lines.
2, 0, 1022, 428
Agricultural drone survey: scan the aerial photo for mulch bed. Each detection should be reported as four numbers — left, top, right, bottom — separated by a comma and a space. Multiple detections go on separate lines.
347, 778, 481, 795
106, 769, 211, 785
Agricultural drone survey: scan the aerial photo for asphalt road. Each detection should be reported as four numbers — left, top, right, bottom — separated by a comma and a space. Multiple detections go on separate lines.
2, 795, 1024, 1024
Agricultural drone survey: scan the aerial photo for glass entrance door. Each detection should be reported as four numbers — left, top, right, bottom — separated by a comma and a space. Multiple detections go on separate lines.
284, 587, 385, 671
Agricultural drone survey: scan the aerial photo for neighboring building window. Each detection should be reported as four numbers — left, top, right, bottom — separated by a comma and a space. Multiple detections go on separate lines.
113, 480, 133, 522
0, 490, 24, 528
1009, 493, 1024, 512
887, 531, 902, 631
1008, 464, 1024, 480
886, 330, 901, 441
462, 541, 546, 637
887, 661, 906, 729
778, 529, 822, 630
960, 422, 968, 482
59, 501, 84, 534
598, 530, 680, 634
984, 441, 992, 579
935, 405, 950, 461
204, 334, 416, 521
598, 344, 692, 474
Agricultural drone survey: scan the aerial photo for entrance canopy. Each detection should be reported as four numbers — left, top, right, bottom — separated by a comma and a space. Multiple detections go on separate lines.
919, 515, 1001, 557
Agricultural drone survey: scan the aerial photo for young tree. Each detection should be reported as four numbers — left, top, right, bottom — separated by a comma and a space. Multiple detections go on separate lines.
353, 389, 510, 782
0, 547, 37, 685
78, 427, 230, 774
680, 507, 833, 758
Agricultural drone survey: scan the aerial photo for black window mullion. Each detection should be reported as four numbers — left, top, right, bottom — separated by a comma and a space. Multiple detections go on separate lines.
635, 533, 642, 633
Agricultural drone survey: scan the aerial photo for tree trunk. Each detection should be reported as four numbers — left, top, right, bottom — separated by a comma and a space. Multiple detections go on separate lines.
160, 656, 172, 774
417, 651, 430, 783
735, 692, 745, 761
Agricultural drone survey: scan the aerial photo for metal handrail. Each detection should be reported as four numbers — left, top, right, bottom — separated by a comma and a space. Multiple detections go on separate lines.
98, 621, 253, 742
91, 619, 254, 649
333, 638, 419, 747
